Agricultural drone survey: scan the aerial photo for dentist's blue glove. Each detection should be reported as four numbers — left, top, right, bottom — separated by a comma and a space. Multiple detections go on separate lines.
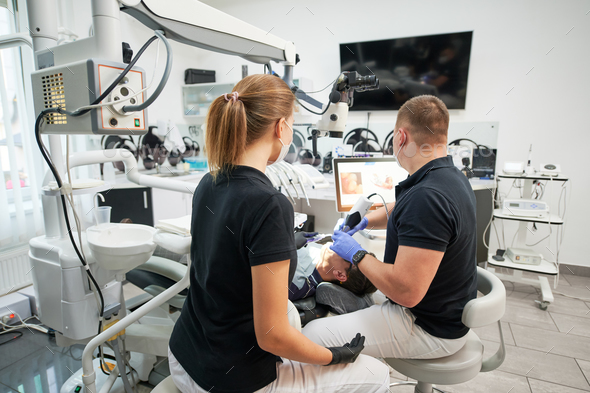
330, 230, 365, 264
344, 216, 369, 236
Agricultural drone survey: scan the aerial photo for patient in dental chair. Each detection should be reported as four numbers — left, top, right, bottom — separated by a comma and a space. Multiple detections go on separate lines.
290, 241, 377, 304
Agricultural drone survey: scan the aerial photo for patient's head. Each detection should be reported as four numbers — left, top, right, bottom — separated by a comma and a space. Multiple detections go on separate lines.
316, 244, 377, 297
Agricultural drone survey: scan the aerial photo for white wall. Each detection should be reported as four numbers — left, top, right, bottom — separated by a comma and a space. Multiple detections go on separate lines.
195, 0, 590, 267
68, 0, 589, 266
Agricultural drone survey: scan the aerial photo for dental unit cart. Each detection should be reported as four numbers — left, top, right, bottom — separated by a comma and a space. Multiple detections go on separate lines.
486, 173, 569, 310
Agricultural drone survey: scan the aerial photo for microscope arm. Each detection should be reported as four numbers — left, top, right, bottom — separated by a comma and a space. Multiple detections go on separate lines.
119, 0, 296, 66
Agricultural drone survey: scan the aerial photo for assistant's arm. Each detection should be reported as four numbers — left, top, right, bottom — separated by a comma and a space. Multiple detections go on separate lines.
252, 260, 333, 365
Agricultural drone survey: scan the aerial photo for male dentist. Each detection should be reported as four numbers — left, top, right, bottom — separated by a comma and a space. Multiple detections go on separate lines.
303, 95, 478, 360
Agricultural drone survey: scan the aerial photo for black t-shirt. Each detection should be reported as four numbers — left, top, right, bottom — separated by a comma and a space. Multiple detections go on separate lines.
169, 166, 297, 393
384, 156, 478, 339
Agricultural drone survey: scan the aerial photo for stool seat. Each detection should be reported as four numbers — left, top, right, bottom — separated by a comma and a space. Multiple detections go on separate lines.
386, 330, 483, 386
152, 376, 181, 393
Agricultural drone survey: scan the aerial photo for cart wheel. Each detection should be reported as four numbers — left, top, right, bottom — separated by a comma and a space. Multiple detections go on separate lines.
539, 301, 549, 311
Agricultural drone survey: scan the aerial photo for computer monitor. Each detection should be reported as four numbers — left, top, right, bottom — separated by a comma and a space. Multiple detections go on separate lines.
333, 157, 409, 212
472, 148, 497, 178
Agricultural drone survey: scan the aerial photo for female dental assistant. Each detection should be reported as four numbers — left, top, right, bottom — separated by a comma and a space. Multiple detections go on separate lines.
168, 74, 389, 393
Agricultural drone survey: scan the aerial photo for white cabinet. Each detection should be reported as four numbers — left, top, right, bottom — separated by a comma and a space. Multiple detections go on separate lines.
151, 187, 192, 223
147, 174, 203, 222
182, 82, 236, 120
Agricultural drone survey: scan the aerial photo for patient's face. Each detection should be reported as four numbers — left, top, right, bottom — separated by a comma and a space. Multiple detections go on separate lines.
319, 243, 351, 275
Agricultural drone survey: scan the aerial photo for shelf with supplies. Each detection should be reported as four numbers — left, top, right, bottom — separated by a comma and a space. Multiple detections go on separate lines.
492, 209, 564, 225
486, 253, 558, 311
485, 173, 569, 310
497, 173, 568, 182
182, 82, 236, 118
486, 253, 558, 275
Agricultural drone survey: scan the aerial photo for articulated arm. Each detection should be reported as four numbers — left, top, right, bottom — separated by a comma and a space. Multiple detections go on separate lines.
120, 0, 296, 66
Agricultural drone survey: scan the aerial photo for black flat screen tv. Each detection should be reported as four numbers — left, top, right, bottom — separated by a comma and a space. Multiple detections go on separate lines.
340, 31, 473, 110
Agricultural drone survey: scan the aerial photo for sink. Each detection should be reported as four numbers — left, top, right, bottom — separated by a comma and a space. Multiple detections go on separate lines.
87, 224, 157, 273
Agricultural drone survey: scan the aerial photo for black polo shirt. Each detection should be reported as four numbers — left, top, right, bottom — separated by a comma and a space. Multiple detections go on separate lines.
169, 166, 297, 393
384, 156, 477, 339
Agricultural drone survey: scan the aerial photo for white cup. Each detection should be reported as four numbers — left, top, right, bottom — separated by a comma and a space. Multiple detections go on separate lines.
94, 206, 112, 225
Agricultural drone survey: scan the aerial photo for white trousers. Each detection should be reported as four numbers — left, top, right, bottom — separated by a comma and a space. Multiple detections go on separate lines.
303, 301, 468, 360
168, 347, 390, 393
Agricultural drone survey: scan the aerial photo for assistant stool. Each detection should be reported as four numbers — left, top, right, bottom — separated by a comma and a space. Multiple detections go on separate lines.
151, 376, 181, 393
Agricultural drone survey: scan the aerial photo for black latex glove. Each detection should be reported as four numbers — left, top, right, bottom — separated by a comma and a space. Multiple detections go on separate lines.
294, 231, 318, 249
326, 333, 365, 365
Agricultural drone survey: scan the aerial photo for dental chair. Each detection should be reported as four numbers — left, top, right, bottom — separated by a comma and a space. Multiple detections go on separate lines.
386, 267, 506, 393
290, 281, 376, 326
126, 252, 189, 313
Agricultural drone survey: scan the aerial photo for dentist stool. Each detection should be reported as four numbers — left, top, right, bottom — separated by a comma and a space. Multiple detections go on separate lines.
386, 267, 506, 393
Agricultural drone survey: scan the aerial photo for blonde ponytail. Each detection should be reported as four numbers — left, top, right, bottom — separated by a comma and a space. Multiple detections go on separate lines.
205, 74, 295, 180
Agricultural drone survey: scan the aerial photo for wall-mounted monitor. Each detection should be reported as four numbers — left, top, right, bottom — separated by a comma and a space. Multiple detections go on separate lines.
340, 31, 473, 110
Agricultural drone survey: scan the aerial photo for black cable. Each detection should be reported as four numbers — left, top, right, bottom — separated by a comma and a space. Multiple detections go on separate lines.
295, 97, 331, 116
34, 110, 105, 322
36, 109, 114, 378
448, 138, 491, 150
0, 331, 23, 345
0, 330, 23, 346
303, 78, 337, 94
35, 31, 163, 377
36, 31, 164, 317
71, 35, 159, 117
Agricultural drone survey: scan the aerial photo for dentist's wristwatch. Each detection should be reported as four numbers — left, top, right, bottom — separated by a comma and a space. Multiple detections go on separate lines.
352, 250, 375, 265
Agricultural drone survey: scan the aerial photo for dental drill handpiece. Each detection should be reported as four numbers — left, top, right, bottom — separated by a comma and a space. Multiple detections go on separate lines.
289, 164, 311, 206
342, 196, 373, 232
269, 166, 295, 204
277, 162, 300, 198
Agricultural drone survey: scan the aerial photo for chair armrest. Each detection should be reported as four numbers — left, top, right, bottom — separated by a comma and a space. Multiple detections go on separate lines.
143, 285, 186, 310
137, 256, 188, 283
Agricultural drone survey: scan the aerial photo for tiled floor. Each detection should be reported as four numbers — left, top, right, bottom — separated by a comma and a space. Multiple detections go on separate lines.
387, 272, 590, 392
1, 273, 589, 392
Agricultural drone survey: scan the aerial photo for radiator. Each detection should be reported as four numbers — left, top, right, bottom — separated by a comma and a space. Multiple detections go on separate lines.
0, 244, 33, 295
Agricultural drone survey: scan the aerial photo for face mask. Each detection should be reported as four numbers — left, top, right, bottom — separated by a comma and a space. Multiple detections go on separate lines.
392, 130, 405, 169
268, 121, 293, 165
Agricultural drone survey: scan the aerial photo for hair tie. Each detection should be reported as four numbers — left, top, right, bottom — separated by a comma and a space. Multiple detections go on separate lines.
223, 91, 239, 103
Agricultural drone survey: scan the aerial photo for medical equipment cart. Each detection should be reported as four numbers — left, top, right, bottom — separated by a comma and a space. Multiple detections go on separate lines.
486, 173, 568, 310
